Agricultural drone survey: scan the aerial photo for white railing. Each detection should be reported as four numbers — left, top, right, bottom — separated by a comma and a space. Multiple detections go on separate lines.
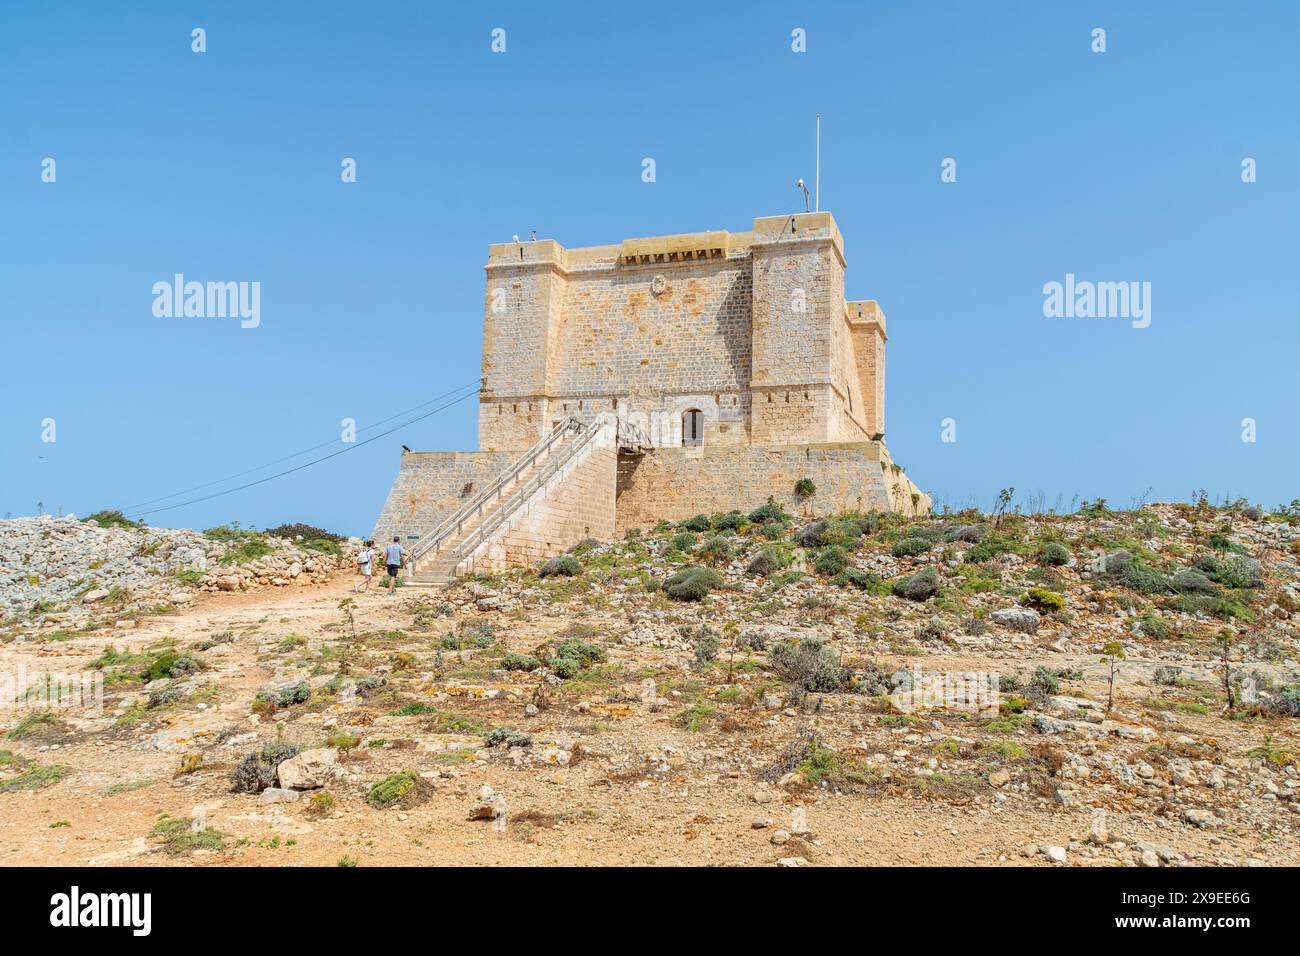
410, 417, 583, 566
441, 418, 607, 574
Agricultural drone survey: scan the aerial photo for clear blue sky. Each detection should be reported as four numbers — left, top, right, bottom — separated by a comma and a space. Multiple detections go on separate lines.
2, 1, 1296, 535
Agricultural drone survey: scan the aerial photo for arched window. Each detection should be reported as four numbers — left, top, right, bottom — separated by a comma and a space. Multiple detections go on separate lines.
682, 408, 704, 447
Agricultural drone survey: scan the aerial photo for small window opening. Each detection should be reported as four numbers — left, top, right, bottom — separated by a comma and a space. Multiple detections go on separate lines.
682, 409, 704, 447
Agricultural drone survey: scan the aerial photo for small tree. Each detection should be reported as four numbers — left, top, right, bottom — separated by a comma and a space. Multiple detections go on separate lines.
993, 487, 1015, 528
724, 622, 740, 684
1218, 628, 1238, 714
1101, 641, 1125, 711
336, 597, 358, 675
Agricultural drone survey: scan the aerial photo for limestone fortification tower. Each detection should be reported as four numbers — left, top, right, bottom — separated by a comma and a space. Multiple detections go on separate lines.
374, 211, 928, 580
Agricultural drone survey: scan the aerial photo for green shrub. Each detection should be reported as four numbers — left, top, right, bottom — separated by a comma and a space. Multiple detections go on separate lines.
965, 534, 1018, 563
794, 521, 828, 548
326, 729, 361, 752
501, 653, 541, 672
1139, 612, 1170, 639
794, 478, 817, 499
265, 523, 343, 543
748, 500, 789, 524
483, 727, 533, 748
681, 514, 712, 532
230, 741, 300, 793
147, 686, 184, 709
1195, 554, 1262, 589
1215, 597, 1255, 622
908, 525, 946, 545
692, 626, 721, 665
769, 637, 847, 693
892, 567, 940, 601
1262, 686, 1300, 718
831, 568, 879, 590
663, 566, 723, 601
701, 536, 733, 561
367, 771, 419, 808
300, 538, 342, 556
1152, 665, 1184, 686
276, 681, 311, 707
943, 524, 988, 544
1037, 541, 1071, 566
150, 814, 225, 856
1020, 587, 1065, 613
891, 536, 932, 558
813, 545, 848, 576
0, 762, 67, 792
84, 510, 143, 530
1205, 531, 1241, 553
141, 652, 202, 682
712, 510, 745, 531
818, 523, 860, 550
539, 555, 581, 578
747, 546, 789, 577
220, 538, 274, 565
1170, 568, 1219, 595
551, 657, 580, 679
440, 620, 497, 650
1028, 666, 1061, 696
1104, 553, 1170, 594
669, 531, 698, 553
203, 522, 259, 543
551, 638, 607, 668
1169, 594, 1219, 616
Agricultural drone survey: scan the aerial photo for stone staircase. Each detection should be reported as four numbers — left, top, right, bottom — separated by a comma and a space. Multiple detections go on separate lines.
407, 417, 602, 584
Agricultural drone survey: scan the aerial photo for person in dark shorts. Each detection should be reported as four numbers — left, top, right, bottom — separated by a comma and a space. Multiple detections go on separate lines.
383, 536, 406, 595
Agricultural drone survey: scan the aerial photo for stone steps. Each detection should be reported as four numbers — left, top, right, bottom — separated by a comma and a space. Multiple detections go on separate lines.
408, 426, 588, 582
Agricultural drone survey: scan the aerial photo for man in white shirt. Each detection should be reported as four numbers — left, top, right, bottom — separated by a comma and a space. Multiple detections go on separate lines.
384, 537, 406, 596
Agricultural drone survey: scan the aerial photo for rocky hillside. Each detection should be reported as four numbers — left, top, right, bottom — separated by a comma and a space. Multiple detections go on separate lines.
0, 499, 1297, 867
0, 514, 359, 637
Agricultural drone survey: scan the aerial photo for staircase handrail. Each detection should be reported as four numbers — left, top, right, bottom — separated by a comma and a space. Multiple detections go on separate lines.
410, 417, 583, 563
442, 418, 606, 572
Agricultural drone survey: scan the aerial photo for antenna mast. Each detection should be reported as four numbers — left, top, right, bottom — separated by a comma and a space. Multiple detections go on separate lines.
814, 113, 821, 212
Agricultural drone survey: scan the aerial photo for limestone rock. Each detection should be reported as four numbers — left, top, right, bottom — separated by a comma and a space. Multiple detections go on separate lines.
276, 748, 338, 790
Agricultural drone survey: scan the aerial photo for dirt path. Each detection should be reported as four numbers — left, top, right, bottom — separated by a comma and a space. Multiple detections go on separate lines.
1, 572, 1295, 867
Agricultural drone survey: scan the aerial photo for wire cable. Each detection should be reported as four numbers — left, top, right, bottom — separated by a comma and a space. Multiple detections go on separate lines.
121, 381, 480, 510
128, 384, 479, 520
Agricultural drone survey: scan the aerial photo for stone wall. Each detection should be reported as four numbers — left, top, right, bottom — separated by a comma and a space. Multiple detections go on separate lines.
474, 212, 890, 456
462, 442, 617, 573
613, 441, 926, 531
370, 450, 517, 546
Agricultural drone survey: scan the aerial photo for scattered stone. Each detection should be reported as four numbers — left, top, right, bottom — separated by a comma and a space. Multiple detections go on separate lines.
990, 608, 1040, 633
468, 784, 507, 822
276, 748, 338, 790
258, 787, 301, 805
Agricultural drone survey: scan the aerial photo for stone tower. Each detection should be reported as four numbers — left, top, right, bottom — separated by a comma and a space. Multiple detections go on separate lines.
374, 211, 928, 577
